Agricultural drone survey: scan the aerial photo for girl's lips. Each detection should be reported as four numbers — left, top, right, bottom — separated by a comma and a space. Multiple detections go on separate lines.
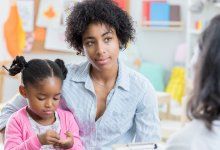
43, 110, 54, 114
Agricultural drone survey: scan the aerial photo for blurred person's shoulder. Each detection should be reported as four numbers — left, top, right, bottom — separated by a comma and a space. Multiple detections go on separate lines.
166, 119, 220, 150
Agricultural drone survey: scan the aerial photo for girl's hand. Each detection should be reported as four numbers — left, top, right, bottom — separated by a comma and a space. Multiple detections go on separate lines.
56, 131, 74, 149
37, 130, 60, 145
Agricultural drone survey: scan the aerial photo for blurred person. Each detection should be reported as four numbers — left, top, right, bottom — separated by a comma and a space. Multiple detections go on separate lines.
166, 14, 220, 150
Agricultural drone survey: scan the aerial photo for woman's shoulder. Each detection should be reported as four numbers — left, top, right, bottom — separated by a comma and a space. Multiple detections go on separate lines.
65, 61, 88, 72
65, 61, 89, 79
126, 66, 155, 90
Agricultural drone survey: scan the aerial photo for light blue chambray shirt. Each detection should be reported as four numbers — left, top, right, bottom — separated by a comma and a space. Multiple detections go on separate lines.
0, 60, 160, 150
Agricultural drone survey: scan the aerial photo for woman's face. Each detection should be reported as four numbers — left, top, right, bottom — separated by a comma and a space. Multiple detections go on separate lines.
82, 23, 120, 71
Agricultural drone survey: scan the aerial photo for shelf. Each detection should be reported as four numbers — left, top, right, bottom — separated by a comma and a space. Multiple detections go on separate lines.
142, 21, 182, 26
141, 21, 183, 31
142, 26, 183, 31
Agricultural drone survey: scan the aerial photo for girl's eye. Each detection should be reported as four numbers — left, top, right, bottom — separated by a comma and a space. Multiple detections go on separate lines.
37, 97, 46, 101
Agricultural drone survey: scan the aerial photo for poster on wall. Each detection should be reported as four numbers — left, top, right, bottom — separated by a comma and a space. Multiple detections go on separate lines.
45, 25, 72, 52
0, 0, 11, 62
62, 0, 83, 25
36, 0, 63, 27
62, 0, 75, 25
17, 0, 34, 32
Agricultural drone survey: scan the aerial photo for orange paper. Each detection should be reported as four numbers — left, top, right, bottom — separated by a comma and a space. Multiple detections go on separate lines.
4, 3, 25, 58
34, 27, 46, 41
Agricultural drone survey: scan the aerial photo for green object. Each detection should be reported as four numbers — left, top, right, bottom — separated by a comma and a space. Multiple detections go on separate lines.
139, 62, 165, 91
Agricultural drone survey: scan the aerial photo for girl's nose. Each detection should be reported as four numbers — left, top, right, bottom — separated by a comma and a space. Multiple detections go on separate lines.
45, 99, 52, 107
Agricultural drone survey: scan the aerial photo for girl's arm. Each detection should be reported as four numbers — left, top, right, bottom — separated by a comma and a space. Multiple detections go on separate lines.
4, 115, 41, 150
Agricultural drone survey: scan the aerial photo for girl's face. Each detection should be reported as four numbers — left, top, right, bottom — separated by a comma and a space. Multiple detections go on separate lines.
82, 23, 120, 71
19, 77, 62, 123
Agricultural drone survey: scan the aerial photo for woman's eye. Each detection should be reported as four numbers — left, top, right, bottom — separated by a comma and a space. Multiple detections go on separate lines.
86, 41, 94, 46
104, 37, 112, 43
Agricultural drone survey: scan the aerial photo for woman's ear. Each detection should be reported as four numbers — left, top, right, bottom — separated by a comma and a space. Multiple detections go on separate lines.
19, 85, 27, 98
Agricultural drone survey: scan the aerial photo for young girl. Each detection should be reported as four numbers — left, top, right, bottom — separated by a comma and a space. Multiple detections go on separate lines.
3, 56, 83, 150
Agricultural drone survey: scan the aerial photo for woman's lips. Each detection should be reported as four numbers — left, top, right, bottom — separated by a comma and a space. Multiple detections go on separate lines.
95, 58, 109, 65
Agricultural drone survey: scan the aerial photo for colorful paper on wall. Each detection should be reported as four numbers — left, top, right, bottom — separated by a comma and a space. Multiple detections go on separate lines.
23, 32, 34, 52
0, 0, 11, 61
4, 2, 25, 58
17, 0, 34, 32
62, 0, 75, 25
34, 27, 46, 41
45, 25, 72, 52
113, 0, 127, 11
36, 0, 63, 27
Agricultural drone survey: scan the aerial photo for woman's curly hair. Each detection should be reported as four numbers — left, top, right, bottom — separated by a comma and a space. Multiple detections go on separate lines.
65, 0, 135, 55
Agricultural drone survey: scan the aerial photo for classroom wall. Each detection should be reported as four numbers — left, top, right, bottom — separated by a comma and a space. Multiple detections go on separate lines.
129, 0, 187, 70
1, 0, 187, 102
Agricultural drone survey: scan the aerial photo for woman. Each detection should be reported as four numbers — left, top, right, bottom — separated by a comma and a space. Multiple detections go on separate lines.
0, 0, 160, 149
165, 14, 220, 150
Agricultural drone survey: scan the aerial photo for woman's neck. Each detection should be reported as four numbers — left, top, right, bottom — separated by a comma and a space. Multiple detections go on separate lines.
90, 64, 118, 87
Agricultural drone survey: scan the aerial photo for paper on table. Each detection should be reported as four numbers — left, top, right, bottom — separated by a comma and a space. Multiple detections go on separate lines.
112, 143, 157, 150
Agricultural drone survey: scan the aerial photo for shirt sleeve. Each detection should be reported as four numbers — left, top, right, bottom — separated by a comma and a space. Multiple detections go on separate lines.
134, 83, 161, 143
0, 94, 27, 130
4, 115, 41, 150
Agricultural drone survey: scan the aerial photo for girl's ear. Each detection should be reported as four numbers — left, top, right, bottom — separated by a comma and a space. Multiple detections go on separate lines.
19, 85, 27, 98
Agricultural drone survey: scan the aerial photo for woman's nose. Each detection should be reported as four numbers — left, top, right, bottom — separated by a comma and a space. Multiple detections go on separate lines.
96, 41, 106, 54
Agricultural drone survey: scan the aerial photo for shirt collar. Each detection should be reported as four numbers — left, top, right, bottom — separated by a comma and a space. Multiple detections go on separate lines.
116, 59, 130, 91
70, 59, 130, 91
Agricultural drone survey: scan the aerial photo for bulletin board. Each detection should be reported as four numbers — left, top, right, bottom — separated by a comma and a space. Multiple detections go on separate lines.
24, 0, 130, 54
29, 0, 74, 54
